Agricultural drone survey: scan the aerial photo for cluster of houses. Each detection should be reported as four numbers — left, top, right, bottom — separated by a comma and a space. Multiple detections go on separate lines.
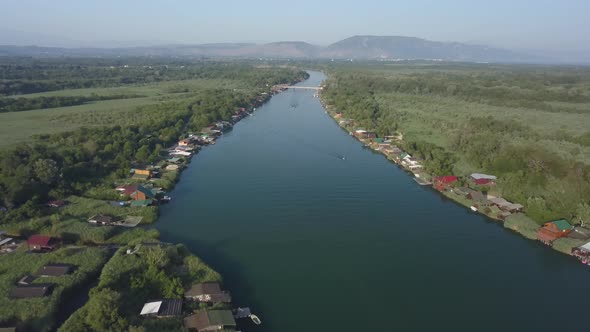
336, 114, 590, 258
10, 260, 76, 299
139, 281, 258, 331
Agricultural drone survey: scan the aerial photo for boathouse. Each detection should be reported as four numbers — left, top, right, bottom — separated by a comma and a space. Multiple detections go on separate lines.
572, 241, 590, 262
537, 219, 573, 245
184, 310, 236, 332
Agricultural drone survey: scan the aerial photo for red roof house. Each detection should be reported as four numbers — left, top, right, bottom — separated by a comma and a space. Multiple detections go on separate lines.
537, 219, 573, 245
433, 176, 458, 191
116, 185, 138, 196
27, 235, 58, 252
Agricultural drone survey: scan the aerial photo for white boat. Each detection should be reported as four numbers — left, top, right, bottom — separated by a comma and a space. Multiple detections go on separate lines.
250, 314, 262, 325
470, 206, 478, 212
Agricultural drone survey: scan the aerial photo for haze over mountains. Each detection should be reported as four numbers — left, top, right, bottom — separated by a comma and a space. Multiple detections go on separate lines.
0, 35, 577, 63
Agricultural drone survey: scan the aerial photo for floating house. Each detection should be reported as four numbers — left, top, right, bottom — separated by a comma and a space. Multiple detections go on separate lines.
184, 310, 236, 332
537, 219, 573, 245
185, 282, 231, 304
572, 241, 590, 263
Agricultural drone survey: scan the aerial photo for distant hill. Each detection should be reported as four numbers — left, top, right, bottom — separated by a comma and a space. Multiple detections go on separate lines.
0, 35, 549, 63
322, 35, 530, 62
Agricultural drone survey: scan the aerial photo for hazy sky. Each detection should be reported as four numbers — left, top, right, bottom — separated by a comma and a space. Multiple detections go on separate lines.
1, 0, 589, 51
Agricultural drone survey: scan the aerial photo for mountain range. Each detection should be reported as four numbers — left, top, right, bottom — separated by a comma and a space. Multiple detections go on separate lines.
0, 35, 560, 63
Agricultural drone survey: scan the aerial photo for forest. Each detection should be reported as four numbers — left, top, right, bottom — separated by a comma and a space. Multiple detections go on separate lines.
321, 62, 590, 224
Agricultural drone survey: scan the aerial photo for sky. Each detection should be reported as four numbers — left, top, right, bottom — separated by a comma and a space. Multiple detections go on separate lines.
1, 0, 589, 53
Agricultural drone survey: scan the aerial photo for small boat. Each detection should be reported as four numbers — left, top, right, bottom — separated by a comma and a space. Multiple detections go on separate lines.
470, 206, 478, 212
250, 314, 262, 325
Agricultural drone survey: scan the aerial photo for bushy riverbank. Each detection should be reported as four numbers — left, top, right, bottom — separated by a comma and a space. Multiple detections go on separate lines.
319, 66, 590, 260
0, 60, 309, 330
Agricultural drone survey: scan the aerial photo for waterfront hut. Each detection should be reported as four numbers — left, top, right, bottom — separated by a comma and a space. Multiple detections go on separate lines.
27, 235, 58, 252
131, 185, 157, 202
572, 241, 590, 262
184, 310, 236, 332
36, 263, 76, 277
185, 282, 231, 304
537, 219, 573, 245
140, 299, 182, 318
433, 176, 458, 191
9, 284, 54, 299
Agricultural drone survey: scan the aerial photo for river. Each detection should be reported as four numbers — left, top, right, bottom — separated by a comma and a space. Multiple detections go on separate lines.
157, 71, 590, 332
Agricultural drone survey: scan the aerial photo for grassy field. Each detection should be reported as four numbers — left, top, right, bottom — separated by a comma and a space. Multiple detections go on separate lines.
0, 78, 255, 148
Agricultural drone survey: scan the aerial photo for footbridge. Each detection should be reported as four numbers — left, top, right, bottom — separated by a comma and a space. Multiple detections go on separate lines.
275, 84, 323, 90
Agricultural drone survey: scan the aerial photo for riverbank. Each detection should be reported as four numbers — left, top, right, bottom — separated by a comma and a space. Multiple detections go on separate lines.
0, 69, 309, 331
319, 90, 588, 262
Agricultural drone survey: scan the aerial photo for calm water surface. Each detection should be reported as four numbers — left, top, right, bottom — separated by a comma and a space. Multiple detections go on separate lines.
158, 71, 590, 332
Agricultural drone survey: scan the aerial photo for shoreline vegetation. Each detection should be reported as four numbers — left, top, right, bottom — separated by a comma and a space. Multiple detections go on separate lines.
0, 58, 308, 331
318, 63, 590, 261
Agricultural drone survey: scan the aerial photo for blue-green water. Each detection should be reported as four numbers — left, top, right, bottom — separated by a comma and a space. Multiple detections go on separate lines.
158, 71, 590, 332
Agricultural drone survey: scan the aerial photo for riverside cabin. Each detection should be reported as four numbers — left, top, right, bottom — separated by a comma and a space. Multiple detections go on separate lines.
131, 185, 157, 202
572, 241, 590, 264
184, 310, 236, 332
185, 282, 231, 304
433, 176, 458, 191
27, 235, 58, 252
537, 219, 573, 245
